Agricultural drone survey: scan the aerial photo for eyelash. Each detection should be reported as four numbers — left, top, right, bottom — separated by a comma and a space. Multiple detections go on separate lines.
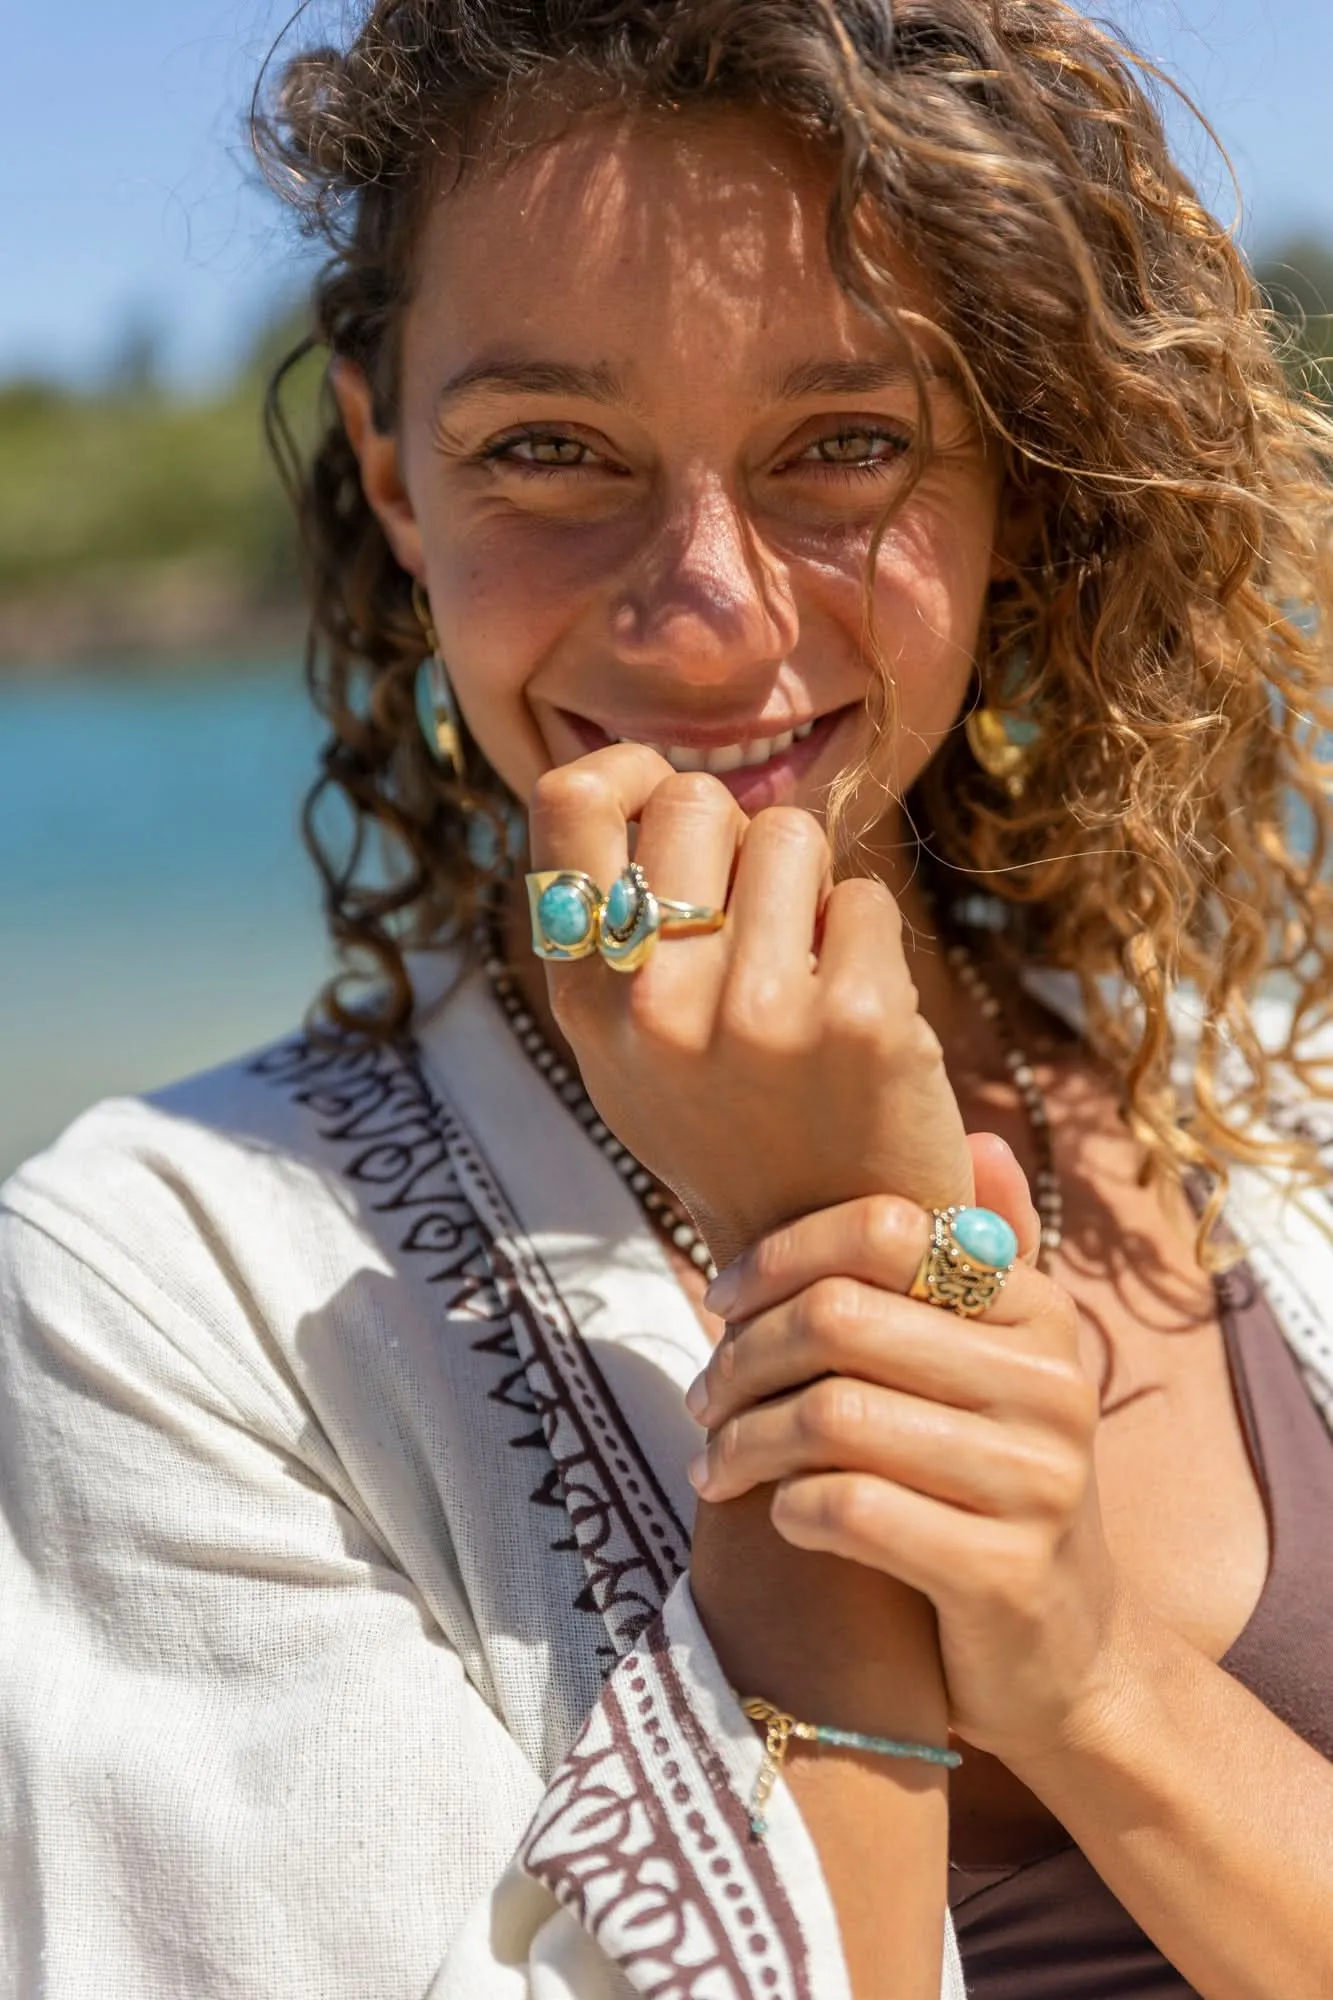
478, 430, 611, 479
476, 424, 913, 480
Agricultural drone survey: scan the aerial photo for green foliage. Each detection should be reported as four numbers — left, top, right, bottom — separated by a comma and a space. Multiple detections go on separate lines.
0, 310, 323, 596
0, 242, 1329, 618
1254, 235, 1333, 405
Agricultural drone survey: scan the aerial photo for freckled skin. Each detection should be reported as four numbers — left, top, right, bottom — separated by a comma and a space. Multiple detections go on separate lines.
336, 103, 1004, 837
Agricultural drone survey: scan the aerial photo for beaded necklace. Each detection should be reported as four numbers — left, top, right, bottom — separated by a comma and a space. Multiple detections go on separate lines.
481, 911, 1064, 1284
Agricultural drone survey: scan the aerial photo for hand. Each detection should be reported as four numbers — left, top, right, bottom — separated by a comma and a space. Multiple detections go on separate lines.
684, 1178, 1129, 1770
528, 743, 974, 1268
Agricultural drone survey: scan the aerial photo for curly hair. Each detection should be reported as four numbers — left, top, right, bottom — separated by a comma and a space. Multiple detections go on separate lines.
252, 0, 1333, 1254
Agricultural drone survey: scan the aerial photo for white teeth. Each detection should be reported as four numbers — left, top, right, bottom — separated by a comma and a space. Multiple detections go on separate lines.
616, 722, 817, 772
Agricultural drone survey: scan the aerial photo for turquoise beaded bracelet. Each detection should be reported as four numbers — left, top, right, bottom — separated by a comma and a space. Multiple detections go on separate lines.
741, 1696, 962, 1838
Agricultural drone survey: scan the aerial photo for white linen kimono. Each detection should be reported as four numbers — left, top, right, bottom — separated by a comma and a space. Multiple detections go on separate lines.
2, 950, 1332, 2000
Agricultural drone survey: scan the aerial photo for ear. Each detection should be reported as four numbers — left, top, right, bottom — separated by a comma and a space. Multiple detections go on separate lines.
330, 358, 425, 581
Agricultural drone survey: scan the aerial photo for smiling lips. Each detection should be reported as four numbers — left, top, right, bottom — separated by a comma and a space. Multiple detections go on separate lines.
613, 721, 817, 774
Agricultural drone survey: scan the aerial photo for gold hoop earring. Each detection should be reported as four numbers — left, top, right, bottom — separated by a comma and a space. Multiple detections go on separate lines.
412, 580, 465, 781
964, 705, 1038, 801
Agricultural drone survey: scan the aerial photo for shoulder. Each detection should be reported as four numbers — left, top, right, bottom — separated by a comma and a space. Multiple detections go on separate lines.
0, 1018, 473, 1432
4, 1027, 404, 1266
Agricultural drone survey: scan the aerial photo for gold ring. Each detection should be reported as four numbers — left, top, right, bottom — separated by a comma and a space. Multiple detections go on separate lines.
525, 870, 603, 962
908, 1206, 1019, 1318
598, 864, 724, 974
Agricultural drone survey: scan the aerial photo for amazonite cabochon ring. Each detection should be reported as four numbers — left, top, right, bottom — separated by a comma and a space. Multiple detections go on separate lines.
598, 863, 726, 975
909, 1205, 1019, 1318
526, 870, 603, 962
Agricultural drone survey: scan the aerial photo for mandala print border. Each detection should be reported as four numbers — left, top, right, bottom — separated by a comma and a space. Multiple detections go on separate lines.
249, 1031, 691, 1659
521, 1613, 814, 2000
245, 1026, 836, 1997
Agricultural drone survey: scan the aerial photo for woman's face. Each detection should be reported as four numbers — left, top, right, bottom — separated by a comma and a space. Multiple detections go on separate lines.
339, 104, 1004, 837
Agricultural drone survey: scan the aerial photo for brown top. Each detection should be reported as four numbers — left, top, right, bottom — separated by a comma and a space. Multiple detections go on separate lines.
947, 1260, 1333, 1996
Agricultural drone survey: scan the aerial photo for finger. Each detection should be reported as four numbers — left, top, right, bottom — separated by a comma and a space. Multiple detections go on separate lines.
704, 1193, 1047, 1330
528, 741, 679, 886
692, 1279, 1050, 1430
815, 873, 914, 1005
724, 806, 831, 985
969, 1132, 1041, 1265
527, 744, 685, 1013
769, 1469, 996, 1601
632, 769, 748, 917
691, 1374, 1067, 1517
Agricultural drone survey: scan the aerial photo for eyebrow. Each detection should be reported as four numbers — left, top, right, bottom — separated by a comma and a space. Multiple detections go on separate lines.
434, 358, 627, 411
433, 351, 962, 413
772, 356, 962, 400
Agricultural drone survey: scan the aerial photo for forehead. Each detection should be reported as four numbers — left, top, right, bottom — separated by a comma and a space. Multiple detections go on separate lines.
406, 103, 936, 369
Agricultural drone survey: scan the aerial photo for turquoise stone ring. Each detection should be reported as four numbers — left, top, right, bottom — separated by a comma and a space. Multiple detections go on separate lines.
598, 864, 726, 974
526, 863, 725, 973
909, 1205, 1018, 1318
525, 870, 603, 962
951, 1207, 1018, 1270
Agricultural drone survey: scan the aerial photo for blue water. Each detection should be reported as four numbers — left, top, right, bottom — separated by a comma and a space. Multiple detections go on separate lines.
0, 666, 335, 1178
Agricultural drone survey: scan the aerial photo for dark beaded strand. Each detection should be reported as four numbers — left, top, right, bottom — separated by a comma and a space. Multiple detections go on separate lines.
481, 919, 720, 1281
481, 915, 1063, 1284
944, 942, 1063, 1272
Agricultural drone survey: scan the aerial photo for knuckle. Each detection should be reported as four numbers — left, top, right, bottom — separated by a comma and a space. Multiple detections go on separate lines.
624, 971, 708, 1053
650, 769, 732, 813
529, 763, 605, 821
829, 873, 902, 928
717, 971, 803, 1052
802, 1276, 865, 1355
822, 1473, 881, 1542
1026, 1444, 1087, 1519
750, 805, 828, 856
854, 1195, 919, 1268
1042, 1284, 1082, 1354
903, 1009, 944, 1067
821, 973, 890, 1043
798, 1376, 865, 1445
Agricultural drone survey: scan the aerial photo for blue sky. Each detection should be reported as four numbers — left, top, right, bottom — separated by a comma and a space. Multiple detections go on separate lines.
3, 0, 1330, 390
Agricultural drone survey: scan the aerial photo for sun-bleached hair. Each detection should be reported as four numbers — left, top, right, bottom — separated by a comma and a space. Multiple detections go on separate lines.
254, 0, 1333, 1255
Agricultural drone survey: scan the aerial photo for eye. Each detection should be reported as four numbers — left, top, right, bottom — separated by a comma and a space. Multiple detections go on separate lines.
795, 426, 912, 471
479, 428, 613, 475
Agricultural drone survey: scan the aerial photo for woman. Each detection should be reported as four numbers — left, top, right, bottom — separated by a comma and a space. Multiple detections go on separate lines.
3, 2, 1332, 1995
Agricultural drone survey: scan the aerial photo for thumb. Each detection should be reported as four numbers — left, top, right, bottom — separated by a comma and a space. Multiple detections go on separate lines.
967, 1131, 1042, 1265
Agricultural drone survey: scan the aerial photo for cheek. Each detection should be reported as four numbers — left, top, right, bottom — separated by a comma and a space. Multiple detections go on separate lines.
873, 501, 994, 703
420, 516, 605, 794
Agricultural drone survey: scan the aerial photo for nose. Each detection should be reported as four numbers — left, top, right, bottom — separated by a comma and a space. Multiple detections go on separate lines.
608, 474, 799, 685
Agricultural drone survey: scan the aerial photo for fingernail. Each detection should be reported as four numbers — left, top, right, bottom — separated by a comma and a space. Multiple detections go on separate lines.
688, 1450, 712, 1493
685, 1372, 709, 1419
703, 1263, 742, 1316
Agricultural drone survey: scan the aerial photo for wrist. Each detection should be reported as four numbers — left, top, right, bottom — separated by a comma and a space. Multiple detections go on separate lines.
690, 1488, 950, 1741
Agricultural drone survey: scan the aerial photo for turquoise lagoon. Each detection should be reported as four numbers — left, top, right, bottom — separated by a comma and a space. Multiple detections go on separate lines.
0, 666, 333, 1182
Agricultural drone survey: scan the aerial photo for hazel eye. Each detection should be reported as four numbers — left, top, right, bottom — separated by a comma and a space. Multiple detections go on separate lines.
803, 427, 910, 467
488, 432, 592, 468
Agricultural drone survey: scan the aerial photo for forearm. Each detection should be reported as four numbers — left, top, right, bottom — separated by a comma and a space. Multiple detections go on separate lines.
1008, 1589, 1333, 2000
691, 1490, 951, 2000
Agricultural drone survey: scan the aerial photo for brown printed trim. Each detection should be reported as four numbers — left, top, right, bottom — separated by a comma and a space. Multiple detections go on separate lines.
250, 1030, 691, 1658
521, 1618, 809, 1999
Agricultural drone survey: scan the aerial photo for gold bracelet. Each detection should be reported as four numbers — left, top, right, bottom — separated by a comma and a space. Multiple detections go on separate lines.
740, 1696, 962, 1839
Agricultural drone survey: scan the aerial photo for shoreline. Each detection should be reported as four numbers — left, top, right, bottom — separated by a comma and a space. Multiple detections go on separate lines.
0, 562, 307, 676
